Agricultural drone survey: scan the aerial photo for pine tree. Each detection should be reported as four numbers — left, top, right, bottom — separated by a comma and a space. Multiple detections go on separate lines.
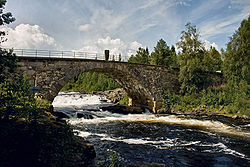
150, 39, 177, 67
128, 47, 150, 64
223, 16, 250, 84
203, 46, 222, 72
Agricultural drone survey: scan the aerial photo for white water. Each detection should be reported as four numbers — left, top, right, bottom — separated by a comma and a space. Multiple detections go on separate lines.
53, 91, 250, 164
52, 91, 112, 109
53, 91, 250, 138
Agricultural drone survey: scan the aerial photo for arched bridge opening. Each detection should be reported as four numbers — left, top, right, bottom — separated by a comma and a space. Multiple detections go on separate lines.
17, 56, 181, 111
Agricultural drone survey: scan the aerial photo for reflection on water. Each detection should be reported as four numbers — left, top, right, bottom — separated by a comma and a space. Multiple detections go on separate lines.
53, 92, 250, 167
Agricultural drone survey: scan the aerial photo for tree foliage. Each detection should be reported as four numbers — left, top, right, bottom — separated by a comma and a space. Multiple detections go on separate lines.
223, 16, 250, 84
0, 50, 43, 120
162, 18, 249, 117
0, 1, 40, 120
150, 39, 177, 67
62, 72, 120, 92
128, 47, 150, 64
0, 0, 15, 43
203, 46, 222, 72
176, 22, 208, 94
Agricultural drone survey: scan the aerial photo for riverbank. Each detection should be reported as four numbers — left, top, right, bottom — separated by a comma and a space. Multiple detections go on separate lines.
157, 107, 250, 125
0, 110, 96, 167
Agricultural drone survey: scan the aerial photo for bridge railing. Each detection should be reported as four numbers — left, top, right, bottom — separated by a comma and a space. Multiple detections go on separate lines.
5, 48, 125, 61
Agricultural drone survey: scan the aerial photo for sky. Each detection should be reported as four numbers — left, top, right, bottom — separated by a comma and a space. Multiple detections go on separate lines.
1, 0, 249, 57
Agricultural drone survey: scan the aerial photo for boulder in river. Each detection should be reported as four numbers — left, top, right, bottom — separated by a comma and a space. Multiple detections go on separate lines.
52, 110, 70, 119
99, 104, 146, 114
76, 112, 94, 119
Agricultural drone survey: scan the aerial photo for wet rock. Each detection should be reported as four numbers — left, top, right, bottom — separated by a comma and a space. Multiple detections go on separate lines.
52, 111, 70, 119
76, 112, 94, 119
75, 136, 96, 167
130, 161, 166, 167
99, 104, 145, 114
95, 88, 126, 103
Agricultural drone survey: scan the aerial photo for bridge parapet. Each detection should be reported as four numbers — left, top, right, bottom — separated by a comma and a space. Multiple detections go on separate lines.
8, 48, 125, 61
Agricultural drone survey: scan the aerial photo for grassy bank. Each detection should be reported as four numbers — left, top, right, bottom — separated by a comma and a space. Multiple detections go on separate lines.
162, 85, 250, 117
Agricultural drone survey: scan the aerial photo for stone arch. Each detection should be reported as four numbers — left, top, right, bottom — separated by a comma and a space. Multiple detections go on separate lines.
18, 57, 181, 111
46, 65, 154, 108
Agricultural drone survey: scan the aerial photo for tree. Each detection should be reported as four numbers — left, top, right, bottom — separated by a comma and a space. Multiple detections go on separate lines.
150, 39, 177, 67
223, 16, 250, 84
176, 22, 207, 94
0, 0, 15, 44
203, 46, 222, 72
128, 47, 150, 64
0, 0, 40, 120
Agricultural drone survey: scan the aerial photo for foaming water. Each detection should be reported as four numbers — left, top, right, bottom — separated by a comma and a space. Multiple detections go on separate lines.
69, 114, 250, 138
52, 91, 112, 109
53, 92, 250, 166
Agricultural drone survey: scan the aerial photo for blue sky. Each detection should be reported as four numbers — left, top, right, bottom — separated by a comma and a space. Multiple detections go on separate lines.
1, 0, 249, 57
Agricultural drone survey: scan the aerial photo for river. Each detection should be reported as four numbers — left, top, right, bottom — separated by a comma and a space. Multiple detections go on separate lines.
52, 91, 250, 167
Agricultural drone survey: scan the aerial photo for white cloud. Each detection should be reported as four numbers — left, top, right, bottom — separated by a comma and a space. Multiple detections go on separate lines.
176, 0, 191, 7
78, 24, 92, 32
129, 41, 143, 51
0, 24, 57, 49
204, 40, 219, 51
78, 36, 143, 60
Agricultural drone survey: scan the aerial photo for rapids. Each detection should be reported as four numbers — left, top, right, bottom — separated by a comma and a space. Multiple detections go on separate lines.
53, 91, 250, 167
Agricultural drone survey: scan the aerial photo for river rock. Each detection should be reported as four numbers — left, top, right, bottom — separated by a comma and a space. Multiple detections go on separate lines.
130, 161, 166, 167
99, 104, 145, 114
74, 136, 96, 167
95, 88, 126, 103
52, 111, 70, 119
76, 112, 94, 119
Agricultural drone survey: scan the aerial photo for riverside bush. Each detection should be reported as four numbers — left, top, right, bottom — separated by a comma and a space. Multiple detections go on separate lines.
0, 49, 95, 166
162, 84, 250, 117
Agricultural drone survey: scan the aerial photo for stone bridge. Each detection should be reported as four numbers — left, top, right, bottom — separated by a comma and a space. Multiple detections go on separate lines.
17, 56, 180, 111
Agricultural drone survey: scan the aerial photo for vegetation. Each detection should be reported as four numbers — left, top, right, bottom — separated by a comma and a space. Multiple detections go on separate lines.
176, 22, 214, 94
223, 16, 250, 85
126, 16, 249, 117
97, 150, 127, 167
0, 1, 95, 166
0, 44, 93, 167
128, 47, 150, 64
0, 0, 15, 43
0, 0, 249, 164
62, 72, 120, 92
150, 39, 177, 67
162, 17, 249, 117
128, 39, 177, 67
